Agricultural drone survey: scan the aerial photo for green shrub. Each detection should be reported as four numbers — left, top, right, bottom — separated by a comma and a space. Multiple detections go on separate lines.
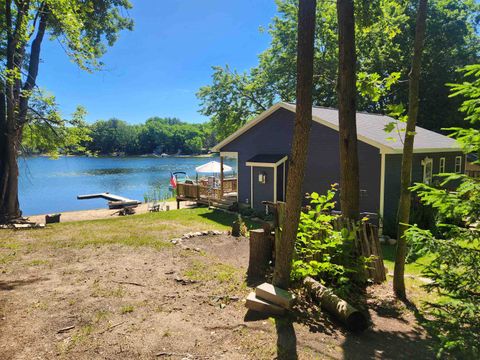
291, 186, 365, 293
405, 65, 480, 358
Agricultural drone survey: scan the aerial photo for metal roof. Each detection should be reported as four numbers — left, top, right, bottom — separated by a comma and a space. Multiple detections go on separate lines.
213, 102, 461, 154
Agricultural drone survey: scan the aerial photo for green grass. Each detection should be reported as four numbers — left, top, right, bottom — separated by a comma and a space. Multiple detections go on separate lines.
0, 207, 260, 254
120, 305, 134, 314
183, 258, 247, 294
381, 244, 433, 276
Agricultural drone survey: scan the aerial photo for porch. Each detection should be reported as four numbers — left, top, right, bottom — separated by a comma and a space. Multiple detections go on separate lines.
176, 178, 238, 209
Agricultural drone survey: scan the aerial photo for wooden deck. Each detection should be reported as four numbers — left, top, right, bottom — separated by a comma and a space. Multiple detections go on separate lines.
176, 178, 237, 209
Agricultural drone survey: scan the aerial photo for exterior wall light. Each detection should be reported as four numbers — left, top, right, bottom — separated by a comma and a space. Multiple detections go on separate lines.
258, 172, 267, 184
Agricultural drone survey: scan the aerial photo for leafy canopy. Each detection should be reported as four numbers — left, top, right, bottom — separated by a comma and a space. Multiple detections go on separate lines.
198, 0, 480, 138
405, 64, 480, 359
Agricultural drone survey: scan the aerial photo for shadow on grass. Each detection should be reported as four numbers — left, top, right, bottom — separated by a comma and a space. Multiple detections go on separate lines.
197, 207, 261, 230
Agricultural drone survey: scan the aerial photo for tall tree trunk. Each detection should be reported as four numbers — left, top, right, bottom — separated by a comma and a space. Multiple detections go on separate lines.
393, 0, 428, 300
337, 0, 359, 221
273, 1, 316, 359
0, 6, 46, 223
273, 0, 316, 290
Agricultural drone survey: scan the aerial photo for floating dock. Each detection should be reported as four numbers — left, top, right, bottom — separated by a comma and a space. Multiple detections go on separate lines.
77, 193, 141, 209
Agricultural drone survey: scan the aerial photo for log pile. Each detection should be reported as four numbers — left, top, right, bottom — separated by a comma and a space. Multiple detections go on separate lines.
0, 218, 45, 230
332, 218, 386, 283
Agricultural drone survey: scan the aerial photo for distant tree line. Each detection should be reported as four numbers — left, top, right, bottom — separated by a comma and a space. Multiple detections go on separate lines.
22, 116, 217, 156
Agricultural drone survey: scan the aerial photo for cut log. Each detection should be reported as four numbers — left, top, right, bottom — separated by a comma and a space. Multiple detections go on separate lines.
245, 292, 285, 315
247, 229, 272, 282
255, 282, 295, 309
303, 277, 368, 332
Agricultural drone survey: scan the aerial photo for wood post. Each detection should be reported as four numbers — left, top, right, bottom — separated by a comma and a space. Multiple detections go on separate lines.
220, 156, 224, 197
247, 229, 273, 283
332, 217, 386, 283
274, 202, 286, 267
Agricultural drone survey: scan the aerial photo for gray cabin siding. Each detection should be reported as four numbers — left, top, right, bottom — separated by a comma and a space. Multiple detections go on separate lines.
383, 151, 465, 236
221, 108, 381, 214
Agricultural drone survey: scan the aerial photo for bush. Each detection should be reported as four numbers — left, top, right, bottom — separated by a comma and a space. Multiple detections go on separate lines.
291, 186, 366, 294
404, 65, 480, 358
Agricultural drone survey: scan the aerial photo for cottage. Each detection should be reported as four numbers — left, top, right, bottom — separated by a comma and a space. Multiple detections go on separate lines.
212, 102, 464, 235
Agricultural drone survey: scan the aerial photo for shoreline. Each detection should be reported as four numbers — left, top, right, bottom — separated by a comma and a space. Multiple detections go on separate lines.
21, 153, 217, 159
27, 201, 196, 224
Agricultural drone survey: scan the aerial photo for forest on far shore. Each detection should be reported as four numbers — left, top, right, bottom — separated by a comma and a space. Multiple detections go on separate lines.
21, 116, 216, 156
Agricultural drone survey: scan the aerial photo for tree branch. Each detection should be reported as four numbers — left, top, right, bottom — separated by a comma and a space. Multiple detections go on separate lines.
18, 5, 47, 125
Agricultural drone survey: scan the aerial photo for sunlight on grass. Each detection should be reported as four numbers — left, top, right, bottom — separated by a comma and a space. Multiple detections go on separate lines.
184, 258, 247, 294
0, 208, 255, 254
381, 244, 433, 276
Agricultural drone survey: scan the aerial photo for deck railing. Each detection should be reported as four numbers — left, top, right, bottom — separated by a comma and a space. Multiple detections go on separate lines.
177, 178, 237, 201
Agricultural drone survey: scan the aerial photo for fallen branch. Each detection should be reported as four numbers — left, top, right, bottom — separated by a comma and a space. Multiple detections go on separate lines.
57, 325, 75, 333
303, 277, 368, 332
155, 351, 194, 359
112, 280, 145, 287
98, 321, 125, 335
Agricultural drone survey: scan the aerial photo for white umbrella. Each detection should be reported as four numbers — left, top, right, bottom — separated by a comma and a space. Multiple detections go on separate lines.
195, 161, 232, 173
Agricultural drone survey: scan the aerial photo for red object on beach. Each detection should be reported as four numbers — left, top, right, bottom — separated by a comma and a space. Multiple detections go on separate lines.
170, 173, 177, 189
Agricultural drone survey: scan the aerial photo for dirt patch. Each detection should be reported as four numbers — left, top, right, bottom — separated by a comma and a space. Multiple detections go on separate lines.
28, 201, 196, 224
0, 233, 434, 359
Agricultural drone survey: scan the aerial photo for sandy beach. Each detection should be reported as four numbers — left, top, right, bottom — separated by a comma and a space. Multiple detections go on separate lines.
28, 200, 197, 224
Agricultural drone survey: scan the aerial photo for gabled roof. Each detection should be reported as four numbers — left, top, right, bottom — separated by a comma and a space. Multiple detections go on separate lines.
212, 102, 461, 154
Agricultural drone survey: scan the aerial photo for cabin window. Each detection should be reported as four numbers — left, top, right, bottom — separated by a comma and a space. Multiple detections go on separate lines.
455, 156, 462, 173
439, 157, 445, 173
422, 157, 433, 184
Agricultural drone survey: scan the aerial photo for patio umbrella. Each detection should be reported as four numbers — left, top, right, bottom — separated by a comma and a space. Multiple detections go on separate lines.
195, 160, 232, 173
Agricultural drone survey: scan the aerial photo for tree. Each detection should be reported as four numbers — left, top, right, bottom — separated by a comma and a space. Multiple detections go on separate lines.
198, 0, 479, 138
0, 1, 133, 223
273, 0, 316, 358
89, 118, 133, 154
404, 64, 480, 358
337, 0, 359, 220
393, 0, 428, 300
21, 103, 91, 156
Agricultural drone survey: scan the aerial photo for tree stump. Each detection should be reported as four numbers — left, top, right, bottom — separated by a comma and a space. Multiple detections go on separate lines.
247, 229, 272, 284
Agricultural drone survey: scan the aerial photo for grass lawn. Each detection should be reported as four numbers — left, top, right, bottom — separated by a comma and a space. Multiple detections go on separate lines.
0, 207, 258, 260
0, 208, 437, 359
381, 244, 433, 276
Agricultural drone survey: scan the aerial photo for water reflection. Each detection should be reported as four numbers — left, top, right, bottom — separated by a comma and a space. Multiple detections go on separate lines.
18, 156, 236, 215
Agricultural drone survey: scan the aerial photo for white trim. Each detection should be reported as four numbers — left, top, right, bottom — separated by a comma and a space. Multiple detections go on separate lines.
439, 157, 445, 173
212, 102, 462, 154
422, 157, 433, 184
455, 155, 462, 173
385, 147, 462, 154
379, 152, 385, 221
273, 165, 277, 203
250, 166, 253, 208
246, 155, 288, 168
219, 151, 238, 158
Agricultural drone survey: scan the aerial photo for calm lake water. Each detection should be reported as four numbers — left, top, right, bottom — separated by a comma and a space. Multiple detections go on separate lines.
19, 156, 233, 216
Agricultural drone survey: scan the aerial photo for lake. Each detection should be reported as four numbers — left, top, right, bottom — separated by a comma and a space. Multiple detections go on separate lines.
18, 156, 234, 216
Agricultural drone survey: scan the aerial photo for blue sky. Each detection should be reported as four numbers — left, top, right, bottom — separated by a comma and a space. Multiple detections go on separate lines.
37, 0, 277, 124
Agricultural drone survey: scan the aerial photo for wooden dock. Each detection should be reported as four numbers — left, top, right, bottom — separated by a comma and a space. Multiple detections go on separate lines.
77, 193, 141, 209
